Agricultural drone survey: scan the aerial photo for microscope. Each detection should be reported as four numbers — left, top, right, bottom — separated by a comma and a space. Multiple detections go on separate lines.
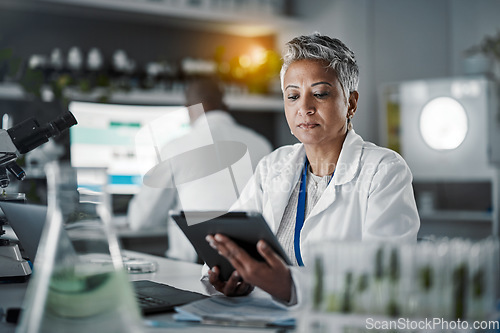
0, 111, 77, 281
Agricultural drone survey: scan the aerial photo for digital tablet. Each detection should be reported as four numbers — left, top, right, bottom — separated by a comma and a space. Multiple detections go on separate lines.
171, 211, 292, 281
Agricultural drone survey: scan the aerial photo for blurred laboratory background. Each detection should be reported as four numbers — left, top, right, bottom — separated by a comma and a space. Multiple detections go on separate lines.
1, 0, 500, 254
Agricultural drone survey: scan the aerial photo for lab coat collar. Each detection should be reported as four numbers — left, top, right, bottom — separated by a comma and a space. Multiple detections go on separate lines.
271, 129, 363, 182
269, 129, 364, 189
332, 129, 363, 186
304, 129, 363, 221
265, 129, 364, 229
267, 144, 305, 231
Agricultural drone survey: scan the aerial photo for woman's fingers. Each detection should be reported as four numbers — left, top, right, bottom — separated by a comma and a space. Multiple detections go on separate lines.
207, 234, 253, 273
207, 264, 254, 297
223, 270, 242, 296
205, 234, 291, 301
208, 266, 225, 293
257, 240, 285, 268
229, 271, 254, 296
236, 282, 254, 296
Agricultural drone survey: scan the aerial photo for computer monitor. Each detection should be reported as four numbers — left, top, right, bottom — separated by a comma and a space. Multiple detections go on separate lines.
68, 101, 190, 195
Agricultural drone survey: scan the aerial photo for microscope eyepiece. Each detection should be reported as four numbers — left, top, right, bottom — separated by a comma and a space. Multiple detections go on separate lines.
0, 111, 77, 188
7, 111, 78, 154
47, 111, 78, 137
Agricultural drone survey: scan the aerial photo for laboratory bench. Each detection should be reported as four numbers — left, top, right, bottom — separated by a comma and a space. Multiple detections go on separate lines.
114, 216, 169, 257
0, 250, 286, 333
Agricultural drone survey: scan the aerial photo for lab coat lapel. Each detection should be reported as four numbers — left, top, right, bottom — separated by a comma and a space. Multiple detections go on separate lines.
305, 130, 364, 220
267, 146, 305, 232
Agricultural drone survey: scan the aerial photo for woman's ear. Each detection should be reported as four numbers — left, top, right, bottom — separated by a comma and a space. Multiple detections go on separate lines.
348, 91, 359, 116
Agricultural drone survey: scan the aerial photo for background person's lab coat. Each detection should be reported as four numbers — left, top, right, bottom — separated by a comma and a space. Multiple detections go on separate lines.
127, 111, 272, 261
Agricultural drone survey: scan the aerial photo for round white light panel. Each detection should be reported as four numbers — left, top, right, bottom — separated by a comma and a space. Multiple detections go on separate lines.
419, 97, 468, 150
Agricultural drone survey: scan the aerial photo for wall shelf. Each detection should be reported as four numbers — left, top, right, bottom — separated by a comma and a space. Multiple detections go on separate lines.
0, 83, 284, 112
1, 0, 297, 37
0, 83, 25, 100
65, 87, 284, 112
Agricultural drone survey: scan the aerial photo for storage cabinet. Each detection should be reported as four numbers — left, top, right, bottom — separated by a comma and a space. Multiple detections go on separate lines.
414, 181, 496, 240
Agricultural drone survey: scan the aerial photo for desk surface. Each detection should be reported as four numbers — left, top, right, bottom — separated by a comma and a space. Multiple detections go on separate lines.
0, 251, 284, 333
124, 250, 206, 295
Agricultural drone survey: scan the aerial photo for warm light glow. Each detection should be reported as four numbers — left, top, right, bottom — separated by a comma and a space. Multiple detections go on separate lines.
419, 97, 468, 150
218, 62, 230, 74
232, 67, 245, 79
250, 46, 267, 66
238, 55, 251, 68
220, 25, 275, 38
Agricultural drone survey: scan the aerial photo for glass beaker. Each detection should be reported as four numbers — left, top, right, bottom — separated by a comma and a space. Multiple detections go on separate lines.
16, 162, 143, 333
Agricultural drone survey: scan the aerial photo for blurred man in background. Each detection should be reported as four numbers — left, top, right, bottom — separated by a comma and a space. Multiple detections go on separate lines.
127, 77, 272, 262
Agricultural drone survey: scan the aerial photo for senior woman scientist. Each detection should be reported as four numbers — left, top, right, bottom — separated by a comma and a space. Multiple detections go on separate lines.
205, 33, 420, 304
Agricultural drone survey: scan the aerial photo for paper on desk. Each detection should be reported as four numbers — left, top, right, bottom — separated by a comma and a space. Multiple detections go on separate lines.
173, 295, 296, 327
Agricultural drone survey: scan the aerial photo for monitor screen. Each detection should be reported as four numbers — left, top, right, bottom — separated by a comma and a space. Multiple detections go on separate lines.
68, 101, 190, 194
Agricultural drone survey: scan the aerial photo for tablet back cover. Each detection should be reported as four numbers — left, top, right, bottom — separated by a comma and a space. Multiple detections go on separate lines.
171, 211, 290, 281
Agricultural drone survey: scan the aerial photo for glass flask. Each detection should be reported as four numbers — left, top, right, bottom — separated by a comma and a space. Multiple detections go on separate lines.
16, 162, 143, 333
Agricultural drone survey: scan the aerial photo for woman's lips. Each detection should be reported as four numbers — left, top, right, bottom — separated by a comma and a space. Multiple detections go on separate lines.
298, 123, 319, 129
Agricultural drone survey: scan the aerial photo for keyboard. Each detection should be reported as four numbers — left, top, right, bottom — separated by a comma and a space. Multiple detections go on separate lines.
132, 280, 207, 315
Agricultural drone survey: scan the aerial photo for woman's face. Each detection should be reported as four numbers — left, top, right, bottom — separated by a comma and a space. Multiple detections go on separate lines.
283, 59, 357, 148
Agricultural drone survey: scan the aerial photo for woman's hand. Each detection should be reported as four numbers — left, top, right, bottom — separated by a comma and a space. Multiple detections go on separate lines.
207, 266, 254, 297
206, 234, 292, 302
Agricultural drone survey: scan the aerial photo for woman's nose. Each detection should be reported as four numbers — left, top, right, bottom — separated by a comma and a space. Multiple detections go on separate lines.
297, 96, 316, 116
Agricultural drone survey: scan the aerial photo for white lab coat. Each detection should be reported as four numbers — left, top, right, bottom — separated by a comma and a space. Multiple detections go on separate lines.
127, 111, 273, 261
201, 129, 420, 305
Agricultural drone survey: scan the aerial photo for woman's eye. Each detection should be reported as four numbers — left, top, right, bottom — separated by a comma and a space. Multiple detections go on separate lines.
287, 94, 299, 100
314, 92, 329, 98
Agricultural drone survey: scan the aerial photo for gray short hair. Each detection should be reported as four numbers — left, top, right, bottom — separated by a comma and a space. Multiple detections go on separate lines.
280, 33, 359, 100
